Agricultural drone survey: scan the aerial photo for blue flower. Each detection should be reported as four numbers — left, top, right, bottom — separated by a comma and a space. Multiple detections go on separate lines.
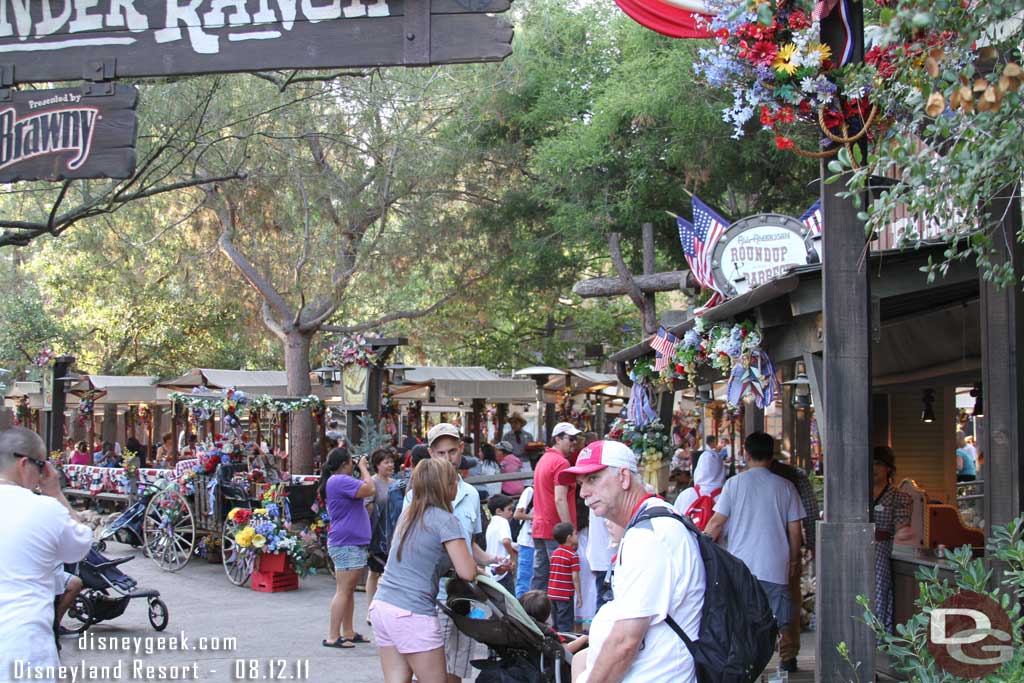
683, 329, 702, 348
266, 502, 280, 519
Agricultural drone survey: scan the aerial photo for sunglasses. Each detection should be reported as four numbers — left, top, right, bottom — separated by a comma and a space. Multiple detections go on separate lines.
15, 452, 47, 472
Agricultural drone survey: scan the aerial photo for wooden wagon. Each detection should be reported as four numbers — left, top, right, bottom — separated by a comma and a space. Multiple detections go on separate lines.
142, 464, 318, 586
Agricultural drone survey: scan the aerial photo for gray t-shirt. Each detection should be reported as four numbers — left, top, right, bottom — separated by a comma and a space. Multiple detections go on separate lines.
713, 467, 805, 585
372, 506, 465, 615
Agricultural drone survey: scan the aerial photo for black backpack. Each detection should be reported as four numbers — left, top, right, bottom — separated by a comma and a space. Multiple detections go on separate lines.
627, 506, 778, 683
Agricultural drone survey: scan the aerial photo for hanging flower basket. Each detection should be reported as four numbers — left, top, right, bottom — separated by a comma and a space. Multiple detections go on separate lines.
695, 0, 889, 157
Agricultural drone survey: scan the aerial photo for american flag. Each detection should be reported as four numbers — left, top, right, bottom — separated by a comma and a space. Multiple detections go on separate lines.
800, 199, 823, 237
686, 196, 729, 290
649, 327, 679, 372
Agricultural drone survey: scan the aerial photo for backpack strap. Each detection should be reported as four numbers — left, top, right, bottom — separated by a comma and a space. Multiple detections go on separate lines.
627, 507, 701, 653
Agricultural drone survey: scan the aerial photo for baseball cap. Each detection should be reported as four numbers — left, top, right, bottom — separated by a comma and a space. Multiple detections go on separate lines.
551, 422, 582, 438
495, 440, 516, 452
427, 423, 462, 447
557, 440, 637, 485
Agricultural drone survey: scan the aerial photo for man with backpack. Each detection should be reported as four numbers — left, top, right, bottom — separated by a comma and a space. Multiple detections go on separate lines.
673, 446, 726, 531
560, 440, 706, 682
704, 432, 805, 653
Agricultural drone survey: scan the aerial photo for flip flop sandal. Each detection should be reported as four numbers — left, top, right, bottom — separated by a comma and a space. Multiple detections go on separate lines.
322, 637, 355, 649
347, 633, 370, 644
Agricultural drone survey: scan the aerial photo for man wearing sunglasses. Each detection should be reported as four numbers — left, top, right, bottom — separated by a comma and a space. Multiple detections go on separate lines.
0, 427, 92, 683
530, 421, 582, 592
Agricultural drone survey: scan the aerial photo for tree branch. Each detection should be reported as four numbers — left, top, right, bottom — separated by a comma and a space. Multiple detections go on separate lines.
608, 232, 657, 335
322, 272, 488, 334
206, 187, 295, 325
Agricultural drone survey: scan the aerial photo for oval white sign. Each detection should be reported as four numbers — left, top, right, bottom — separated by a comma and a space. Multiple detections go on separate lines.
711, 215, 813, 297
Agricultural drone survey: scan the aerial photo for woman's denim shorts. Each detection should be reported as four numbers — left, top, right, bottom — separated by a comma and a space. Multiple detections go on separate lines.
328, 544, 368, 571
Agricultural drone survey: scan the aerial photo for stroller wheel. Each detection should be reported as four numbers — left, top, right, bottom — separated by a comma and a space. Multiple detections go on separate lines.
61, 594, 94, 634
148, 598, 169, 632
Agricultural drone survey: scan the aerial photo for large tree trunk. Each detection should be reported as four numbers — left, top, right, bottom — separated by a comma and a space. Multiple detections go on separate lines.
284, 330, 315, 474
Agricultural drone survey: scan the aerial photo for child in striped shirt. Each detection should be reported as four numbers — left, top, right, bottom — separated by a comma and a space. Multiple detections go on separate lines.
547, 522, 581, 633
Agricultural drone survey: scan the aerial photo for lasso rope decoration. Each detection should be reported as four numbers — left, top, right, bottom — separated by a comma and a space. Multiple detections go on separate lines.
791, 103, 878, 165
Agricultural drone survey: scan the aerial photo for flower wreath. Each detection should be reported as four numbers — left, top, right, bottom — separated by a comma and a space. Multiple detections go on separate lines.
325, 334, 378, 369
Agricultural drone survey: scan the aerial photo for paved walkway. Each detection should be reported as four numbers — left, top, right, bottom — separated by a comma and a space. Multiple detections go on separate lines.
65, 541, 821, 683
65, 541, 384, 683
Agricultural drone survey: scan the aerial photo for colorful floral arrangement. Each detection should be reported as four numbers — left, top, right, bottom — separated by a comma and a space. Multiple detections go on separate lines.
170, 389, 324, 416
77, 392, 99, 426
137, 402, 152, 426
696, 0, 882, 155
609, 416, 674, 487
226, 504, 309, 575
325, 333, 378, 369
33, 348, 56, 367
49, 450, 64, 468
121, 450, 139, 476
15, 395, 31, 426
196, 534, 223, 560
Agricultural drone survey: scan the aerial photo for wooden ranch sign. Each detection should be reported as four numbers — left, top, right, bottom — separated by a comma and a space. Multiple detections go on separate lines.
0, 0, 513, 82
710, 213, 818, 298
0, 84, 137, 182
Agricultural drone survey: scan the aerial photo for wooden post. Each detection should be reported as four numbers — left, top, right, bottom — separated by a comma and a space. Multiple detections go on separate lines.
496, 403, 508, 443
742, 402, 764, 436
981, 184, 1024, 533
47, 356, 74, 455
595, 397, 606, 437
471, 399, 486, 455
815, 1, 875, 668
170, 403, 181, 461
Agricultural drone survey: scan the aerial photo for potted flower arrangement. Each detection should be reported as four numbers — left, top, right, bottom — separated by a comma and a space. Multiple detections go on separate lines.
610, 417, 675, 490
226, 503, 309, 577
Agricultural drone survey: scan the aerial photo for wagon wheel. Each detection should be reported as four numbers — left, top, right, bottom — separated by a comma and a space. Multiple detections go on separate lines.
222, 526, 256, 587
143, 487, 195, 572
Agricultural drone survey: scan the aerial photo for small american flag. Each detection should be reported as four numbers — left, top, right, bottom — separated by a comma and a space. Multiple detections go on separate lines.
649, 327, 679, 372
689, 196, 729, 290
812, 0, 839, 21
800, 199, 823, 237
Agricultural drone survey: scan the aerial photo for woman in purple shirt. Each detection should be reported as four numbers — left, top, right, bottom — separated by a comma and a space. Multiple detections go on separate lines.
320, 447, 375, 649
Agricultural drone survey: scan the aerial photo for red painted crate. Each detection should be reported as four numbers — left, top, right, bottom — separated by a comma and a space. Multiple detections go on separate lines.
257, 553, 290, 574
251, 569, 298, 592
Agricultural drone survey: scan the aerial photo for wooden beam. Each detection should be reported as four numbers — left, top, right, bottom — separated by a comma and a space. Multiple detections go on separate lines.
572, 271, 689, 298
981, 184, 1024, 534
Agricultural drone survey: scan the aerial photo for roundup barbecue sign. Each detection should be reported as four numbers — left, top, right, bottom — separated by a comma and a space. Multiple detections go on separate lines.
710, 214, 818, 298
0, 0, 514, 82
0, 85, 137, 182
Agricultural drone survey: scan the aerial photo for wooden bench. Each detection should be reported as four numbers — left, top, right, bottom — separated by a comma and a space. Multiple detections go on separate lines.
63, 488, 132, 508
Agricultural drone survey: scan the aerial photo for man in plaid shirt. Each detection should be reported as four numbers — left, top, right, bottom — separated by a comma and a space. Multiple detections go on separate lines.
770, 457, 819, 673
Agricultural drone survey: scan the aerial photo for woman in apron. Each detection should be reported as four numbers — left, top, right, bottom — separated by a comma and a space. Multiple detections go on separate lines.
872, 446, 913, 633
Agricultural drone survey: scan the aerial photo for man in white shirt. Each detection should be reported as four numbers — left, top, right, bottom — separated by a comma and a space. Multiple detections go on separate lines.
705, 431, 805, 635
0, 427, 93, 683
561, 440, 706, 683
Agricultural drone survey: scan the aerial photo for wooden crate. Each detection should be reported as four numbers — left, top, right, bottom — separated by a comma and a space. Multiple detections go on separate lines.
251, 568, 298, 593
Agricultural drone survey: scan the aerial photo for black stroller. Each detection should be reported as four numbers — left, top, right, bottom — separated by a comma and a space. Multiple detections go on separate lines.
440, 576, 571, 683
60, 546, 169, 634
95, 483, 161, 552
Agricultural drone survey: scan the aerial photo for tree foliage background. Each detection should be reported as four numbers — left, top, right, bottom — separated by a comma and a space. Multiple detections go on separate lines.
0, 0, 817, 384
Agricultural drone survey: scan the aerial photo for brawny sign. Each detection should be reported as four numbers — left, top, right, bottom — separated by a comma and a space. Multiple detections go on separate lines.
0, 0, 513, 82
0, 85, 138, 182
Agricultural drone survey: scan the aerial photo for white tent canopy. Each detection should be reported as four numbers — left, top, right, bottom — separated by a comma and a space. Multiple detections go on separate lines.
544, 369, 620, 394
160, 368, 333, 400
397, 366, 537, 403
71, 375, 165, 404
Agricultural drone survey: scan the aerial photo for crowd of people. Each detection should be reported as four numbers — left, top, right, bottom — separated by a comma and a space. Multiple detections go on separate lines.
303, 412, 837, 683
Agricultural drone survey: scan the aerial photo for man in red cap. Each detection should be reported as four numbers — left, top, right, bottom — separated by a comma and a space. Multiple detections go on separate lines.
561, 440, 705, 683
529, 422, 581, 592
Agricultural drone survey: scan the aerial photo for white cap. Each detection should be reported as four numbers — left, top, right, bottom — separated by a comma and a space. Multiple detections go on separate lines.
427, 423, 462, 447
551, 422, 582, 438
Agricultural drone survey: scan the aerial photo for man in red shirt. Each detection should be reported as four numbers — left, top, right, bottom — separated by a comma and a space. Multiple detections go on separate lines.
529, 421, 581, 592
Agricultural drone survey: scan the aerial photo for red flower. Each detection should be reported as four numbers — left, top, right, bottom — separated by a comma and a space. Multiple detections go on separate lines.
234, 509, 252, 524
799, 101, 812, 114
787, 10, 810, 30
675, 364, 685, 374
775, 135, 794, 150
759, 106, 775, 125
746, 40, 779, 67
821, 109, 845, 130
776, 106, 795, 125
865, 46, 896, 78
